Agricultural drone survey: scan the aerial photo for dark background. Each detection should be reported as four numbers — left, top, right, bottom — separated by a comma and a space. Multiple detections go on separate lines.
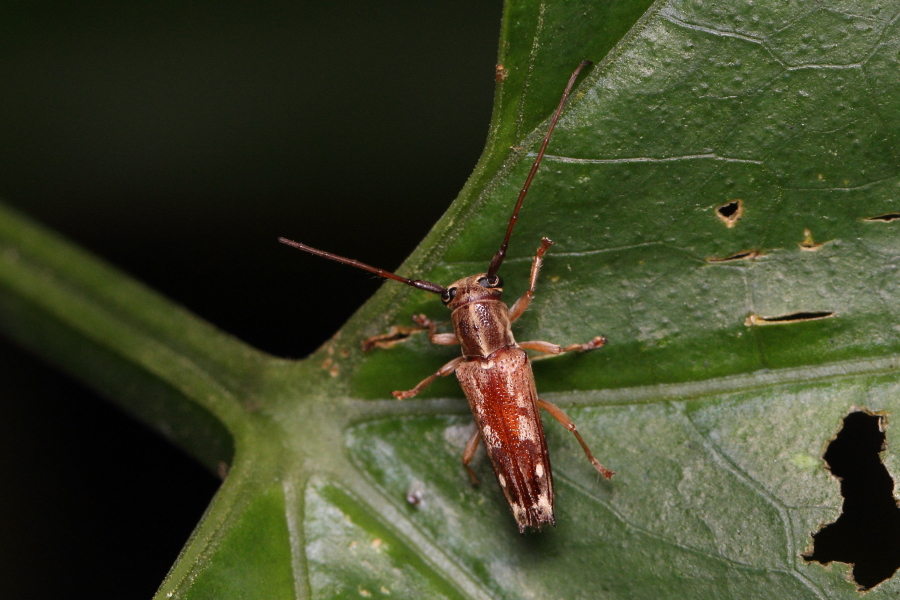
0, 2, 501, 597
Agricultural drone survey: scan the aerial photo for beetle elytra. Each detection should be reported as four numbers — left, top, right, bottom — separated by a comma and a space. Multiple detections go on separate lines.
280, 60, 612, 533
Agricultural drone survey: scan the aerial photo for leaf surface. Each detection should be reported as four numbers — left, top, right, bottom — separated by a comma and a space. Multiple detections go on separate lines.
2, 0, 900, 597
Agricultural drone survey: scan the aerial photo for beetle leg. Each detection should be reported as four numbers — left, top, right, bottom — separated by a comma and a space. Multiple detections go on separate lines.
508, 237, 554, 323
461, 428, 481, 486
537, 398, 614, 479
519, 336, 606, 355
412, 314, 460, 346
361, 324, 426, 351
392, 356, 465, 399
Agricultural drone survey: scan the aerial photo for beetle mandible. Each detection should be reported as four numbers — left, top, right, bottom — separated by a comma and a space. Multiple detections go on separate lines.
280, 60, 613, 533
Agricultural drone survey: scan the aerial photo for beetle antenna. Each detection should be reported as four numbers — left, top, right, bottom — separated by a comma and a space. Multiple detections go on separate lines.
278, 237, 447, 294
486, 59, 592, 278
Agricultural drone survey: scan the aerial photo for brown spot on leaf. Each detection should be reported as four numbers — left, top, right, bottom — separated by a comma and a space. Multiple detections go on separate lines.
799, 228, 824, 251
406, 483, 425, 507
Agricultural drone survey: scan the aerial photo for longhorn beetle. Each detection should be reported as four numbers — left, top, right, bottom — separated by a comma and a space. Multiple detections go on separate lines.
279, 60, 612, 533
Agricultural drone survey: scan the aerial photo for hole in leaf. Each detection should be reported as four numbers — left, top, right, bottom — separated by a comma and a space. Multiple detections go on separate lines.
718, 201, 740, 217
716, 199, 743, 227
706, 250, 761, 263
804, 411, 900, 590
864, 213, 900, 222
744, 311, 834, 326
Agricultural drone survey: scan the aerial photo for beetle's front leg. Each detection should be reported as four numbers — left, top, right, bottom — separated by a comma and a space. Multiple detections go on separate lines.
412, 314, 460, 346
392, 356, 465, 400
508, 237, 553, 322
519, 336, 606, 355
537, 398, 614, 479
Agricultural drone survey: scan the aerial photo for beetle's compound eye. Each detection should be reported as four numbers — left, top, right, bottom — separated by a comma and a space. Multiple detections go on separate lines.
441, 287, 457, 305
477, 275, 503, 288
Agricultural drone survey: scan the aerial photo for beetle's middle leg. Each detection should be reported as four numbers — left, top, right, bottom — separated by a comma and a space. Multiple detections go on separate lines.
519, 336, 606, 356
537, 398, 614, 479
511, 237, 605, 356
392, 356, 464, 400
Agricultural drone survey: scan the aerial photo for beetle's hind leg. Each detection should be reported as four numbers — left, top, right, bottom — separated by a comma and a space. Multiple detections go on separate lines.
462, 428, 481, 485
537, 398, 614, 479
392, 356, 464, 400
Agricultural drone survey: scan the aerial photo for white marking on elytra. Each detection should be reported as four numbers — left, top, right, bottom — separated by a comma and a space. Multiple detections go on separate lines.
538, 494, 552, 515
497, 473, 506, 487
482, 424, 497, 446
511, 503, 525, 521
535, 463, 544, 478
517, 414, 538, 441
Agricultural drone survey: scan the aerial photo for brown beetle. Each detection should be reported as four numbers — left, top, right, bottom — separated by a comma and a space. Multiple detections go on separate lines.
280, 60, 612, 533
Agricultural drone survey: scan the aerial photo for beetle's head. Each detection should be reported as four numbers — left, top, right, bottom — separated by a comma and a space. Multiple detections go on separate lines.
441, 273, 504, 309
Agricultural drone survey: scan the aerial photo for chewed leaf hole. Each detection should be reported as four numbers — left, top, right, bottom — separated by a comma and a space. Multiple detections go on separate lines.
803, 411, 900, 590
864, 213, 900, 222
718, 201, 740, 218
745, 311, 834, 326
716, 199, 743, 228
706, 250, 761, 263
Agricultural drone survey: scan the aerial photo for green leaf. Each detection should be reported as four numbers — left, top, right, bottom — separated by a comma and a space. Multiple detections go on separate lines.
2, 0, 900, 597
